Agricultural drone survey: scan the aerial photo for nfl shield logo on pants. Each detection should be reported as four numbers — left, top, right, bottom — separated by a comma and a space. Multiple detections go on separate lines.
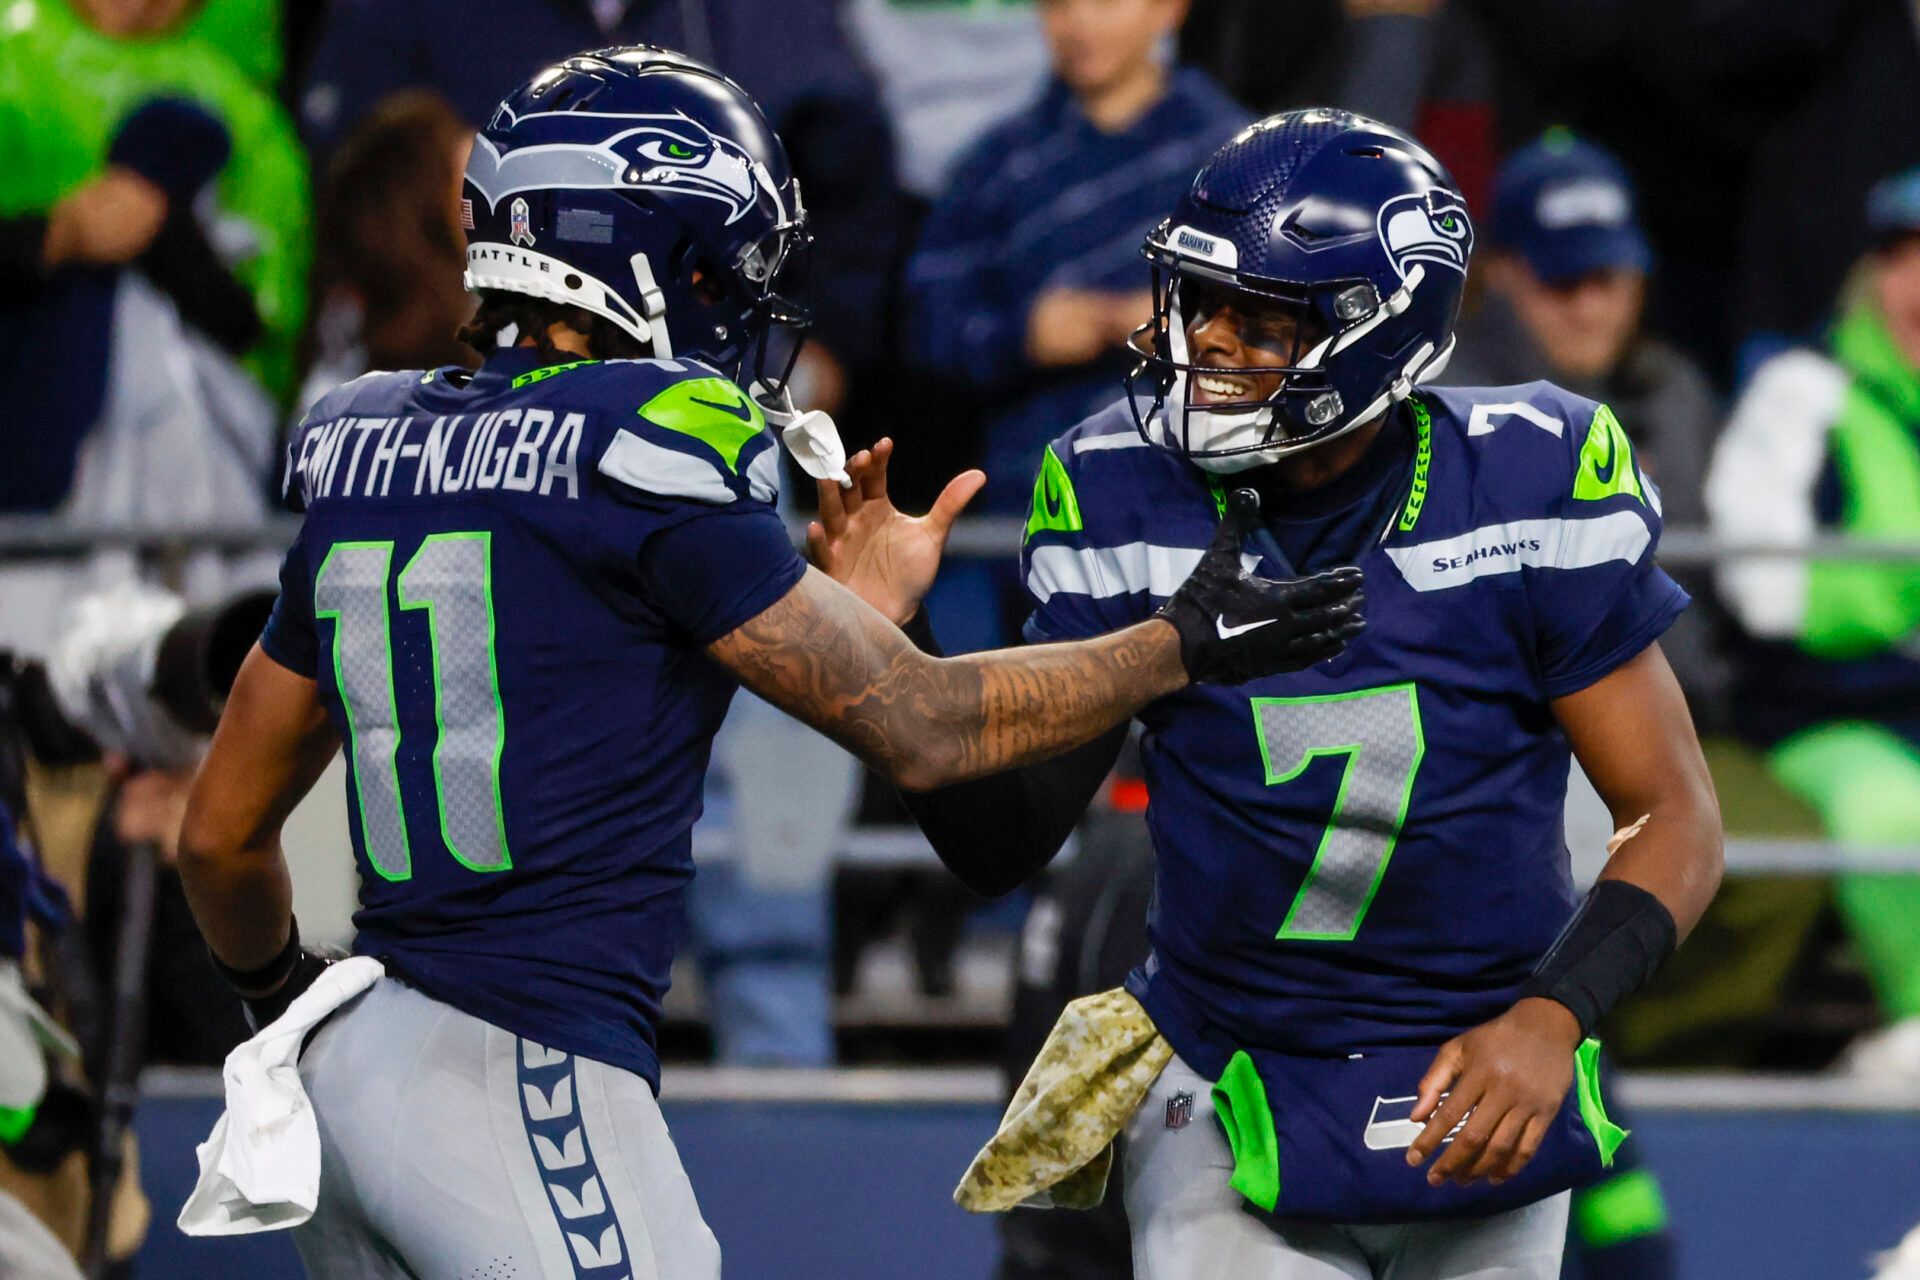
1165, 1091, 1194, 1131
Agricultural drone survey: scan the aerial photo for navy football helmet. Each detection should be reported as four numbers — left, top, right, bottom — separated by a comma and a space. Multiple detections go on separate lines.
1126, 109, 1472, 472
462, 46, 809, 382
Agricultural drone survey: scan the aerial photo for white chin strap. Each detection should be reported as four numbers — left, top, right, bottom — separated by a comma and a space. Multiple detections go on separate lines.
1165, 393, 1287, 474
1153, 265, 1452, 474
465, 243, 670, 354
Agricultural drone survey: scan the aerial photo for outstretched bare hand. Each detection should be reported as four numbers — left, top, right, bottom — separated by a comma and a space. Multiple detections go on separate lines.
807, 438, 986, 627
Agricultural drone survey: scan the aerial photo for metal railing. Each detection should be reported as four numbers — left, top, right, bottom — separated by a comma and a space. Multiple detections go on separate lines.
830, 829, 1920, 874
7, 515, 1920, 565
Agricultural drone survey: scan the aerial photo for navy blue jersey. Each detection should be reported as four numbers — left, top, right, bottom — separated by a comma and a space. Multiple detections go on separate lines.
1021, 384, 1688, 1079
259, 347, 805, 1088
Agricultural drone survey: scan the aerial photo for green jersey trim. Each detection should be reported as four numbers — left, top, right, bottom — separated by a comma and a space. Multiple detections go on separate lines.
1025, 444, 1085, 541
1572, 405, 1645, 505
512, 360, 598, 389
637, 377, 766, 472
1573, 1037, 1628, 1167
1398, 397, 1434, 532
1212, 1049, 1281, 1212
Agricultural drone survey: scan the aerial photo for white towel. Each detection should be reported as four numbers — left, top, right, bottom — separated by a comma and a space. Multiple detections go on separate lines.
177, 956, 384, 1236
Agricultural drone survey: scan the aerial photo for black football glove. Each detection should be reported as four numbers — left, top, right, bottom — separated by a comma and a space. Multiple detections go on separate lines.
209, 916, 350, 1032
1157, 488, 1367, 684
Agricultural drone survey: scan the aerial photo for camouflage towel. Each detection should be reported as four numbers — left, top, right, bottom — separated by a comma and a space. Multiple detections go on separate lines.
954, 987, 1171, 1213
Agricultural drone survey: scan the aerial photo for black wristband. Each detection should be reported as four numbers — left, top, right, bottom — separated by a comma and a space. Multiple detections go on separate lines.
209, 916, 301, 995
1519, 880, 1676, 1039
899, 607, 945, 657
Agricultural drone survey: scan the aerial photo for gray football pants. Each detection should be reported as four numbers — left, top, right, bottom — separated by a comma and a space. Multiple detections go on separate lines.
293, 978, 720, 1280
1124, 1055, 1569, 1280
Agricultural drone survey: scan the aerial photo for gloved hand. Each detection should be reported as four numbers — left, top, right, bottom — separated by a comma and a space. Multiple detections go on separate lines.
1158, 488, 1366, 684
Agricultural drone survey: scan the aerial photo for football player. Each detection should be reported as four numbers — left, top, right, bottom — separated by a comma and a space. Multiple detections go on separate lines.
813, 110, 1723, 1280
173, 52, 1368, 1280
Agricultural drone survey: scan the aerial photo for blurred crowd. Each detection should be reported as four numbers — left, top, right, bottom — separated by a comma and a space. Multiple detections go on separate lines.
4, 0, 1920, 1266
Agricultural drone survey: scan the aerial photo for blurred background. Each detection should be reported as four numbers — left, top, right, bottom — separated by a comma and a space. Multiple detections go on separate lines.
3, 0, 1920, 1276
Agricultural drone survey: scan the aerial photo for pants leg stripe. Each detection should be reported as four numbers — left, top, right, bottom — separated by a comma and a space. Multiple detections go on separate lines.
517, 1038, 635, 1279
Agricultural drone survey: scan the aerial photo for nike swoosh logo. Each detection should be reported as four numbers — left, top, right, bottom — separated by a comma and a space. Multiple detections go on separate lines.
1590, 428, 1618, 485
690, 395, 754, 422
1042, 477, 1065, 519
1216, 616, 1277, 640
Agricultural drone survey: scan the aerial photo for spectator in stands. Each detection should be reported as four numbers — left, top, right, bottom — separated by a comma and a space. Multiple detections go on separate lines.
0, 0, 311, 526
296, 1, 900, 423
1181, 0, 1496, 216
173, 0, 287, 92
830, 1, 1048, 525
1732, 0, 1920, 378
844, 0, 1051, 205
1441, 131, 1726, 717
689, 695, 860, 1067
905, 0, 1247, 516
300, 91, 477, 412
1707, 166, 1920, 1084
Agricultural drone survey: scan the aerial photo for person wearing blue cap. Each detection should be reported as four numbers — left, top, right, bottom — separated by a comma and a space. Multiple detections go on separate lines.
1707, 163, 1920, 1089
1442, 131, 1724, 714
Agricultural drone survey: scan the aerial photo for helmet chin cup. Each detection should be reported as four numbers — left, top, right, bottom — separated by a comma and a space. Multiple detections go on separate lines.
1182, 413, 1289, 474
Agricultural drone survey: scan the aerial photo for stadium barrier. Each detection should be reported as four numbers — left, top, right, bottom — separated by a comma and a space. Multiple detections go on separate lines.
6, 514, 1920, 564
131, 1066, 1920, 1280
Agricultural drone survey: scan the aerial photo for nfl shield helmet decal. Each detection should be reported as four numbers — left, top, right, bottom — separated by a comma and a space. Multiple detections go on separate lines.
1376, 189, 1473, 281
510, 196, 535, 247
1165, 1090, 1195, 1131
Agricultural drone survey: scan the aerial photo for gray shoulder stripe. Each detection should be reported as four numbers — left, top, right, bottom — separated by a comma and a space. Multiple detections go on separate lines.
1027, 542, 1203, 604
599, 428, 736, 504
1071, 433, 1148, 454
744, 443, 780, 505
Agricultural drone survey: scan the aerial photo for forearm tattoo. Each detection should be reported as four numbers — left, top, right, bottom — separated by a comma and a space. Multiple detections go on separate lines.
709, 568, 1183, 788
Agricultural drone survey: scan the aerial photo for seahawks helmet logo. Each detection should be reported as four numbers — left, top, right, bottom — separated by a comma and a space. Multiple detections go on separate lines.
1377, 190, 1473, 280
466, 111, 770, 225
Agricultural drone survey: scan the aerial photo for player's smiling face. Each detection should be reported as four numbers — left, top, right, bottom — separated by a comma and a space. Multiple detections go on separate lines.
1181, 279, 1325, 405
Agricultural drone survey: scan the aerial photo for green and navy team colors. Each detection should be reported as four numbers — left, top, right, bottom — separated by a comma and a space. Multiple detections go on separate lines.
1025, 382, 1685, 1212
259, 348, 805, 1089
